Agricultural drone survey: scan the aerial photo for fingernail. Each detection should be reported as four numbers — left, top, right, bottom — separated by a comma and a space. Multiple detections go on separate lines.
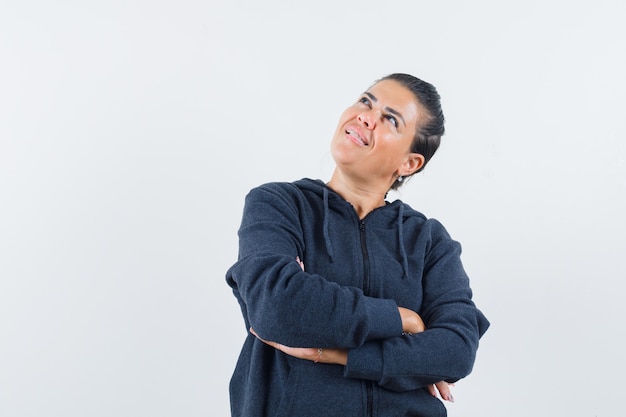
446, 394, 454, 403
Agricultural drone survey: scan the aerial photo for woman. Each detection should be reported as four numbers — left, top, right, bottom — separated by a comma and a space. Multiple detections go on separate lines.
226, 73, 489, 417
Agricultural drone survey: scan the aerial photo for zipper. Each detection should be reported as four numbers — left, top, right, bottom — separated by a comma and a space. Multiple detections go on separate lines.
359, 220, 370, 294
359, 219, 374, 417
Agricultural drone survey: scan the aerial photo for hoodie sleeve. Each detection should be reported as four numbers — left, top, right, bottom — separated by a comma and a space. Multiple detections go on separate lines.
343, 219, 490, 391
226, 183, 403, 348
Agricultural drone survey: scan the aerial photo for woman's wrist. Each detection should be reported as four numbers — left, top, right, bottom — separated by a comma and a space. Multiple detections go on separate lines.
316, 348, 348, 366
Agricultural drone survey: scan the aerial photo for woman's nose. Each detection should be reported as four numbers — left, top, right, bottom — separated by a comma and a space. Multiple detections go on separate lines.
357, 111, 376, 130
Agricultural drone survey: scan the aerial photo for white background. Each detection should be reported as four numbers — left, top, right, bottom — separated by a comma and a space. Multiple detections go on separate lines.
1, 1, 625, 416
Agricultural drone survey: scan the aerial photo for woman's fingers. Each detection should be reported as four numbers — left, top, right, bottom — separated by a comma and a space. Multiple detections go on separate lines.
431, 381, 455, 402
427, 380, 455, 402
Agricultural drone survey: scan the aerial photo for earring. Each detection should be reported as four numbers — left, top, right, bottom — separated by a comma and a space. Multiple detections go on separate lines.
397, 175, 404, 182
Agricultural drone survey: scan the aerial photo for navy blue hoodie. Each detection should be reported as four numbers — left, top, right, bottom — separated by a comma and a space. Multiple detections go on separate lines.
226, 178, 489, 417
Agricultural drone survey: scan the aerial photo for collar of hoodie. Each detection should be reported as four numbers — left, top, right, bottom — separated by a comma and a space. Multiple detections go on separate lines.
321, 184, 410, 279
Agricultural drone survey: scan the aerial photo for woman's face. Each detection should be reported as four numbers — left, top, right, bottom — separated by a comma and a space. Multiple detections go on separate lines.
330, 79, 426, 185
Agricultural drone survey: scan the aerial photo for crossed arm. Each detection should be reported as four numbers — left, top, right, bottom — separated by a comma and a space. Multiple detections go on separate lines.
250, 305, 455, 402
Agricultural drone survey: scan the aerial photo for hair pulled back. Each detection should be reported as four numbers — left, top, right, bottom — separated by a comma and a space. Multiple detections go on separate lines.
379, 73, 445, 190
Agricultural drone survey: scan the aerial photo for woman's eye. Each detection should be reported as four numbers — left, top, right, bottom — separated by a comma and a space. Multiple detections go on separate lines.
358, 97, 371, 107
385, 115, 398, 127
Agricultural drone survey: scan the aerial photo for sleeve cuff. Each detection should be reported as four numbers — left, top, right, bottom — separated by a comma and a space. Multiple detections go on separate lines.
344, 341, 383, 381
364, 297, 402, 340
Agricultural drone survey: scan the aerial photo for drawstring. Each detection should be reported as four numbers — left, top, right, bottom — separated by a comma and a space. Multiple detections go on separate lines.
322, 188, 335, 262
398, 204, 409, 279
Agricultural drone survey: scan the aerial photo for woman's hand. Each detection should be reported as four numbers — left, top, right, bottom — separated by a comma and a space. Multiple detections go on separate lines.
398, 306, 425, 334
428, 381, 455, 402
250, 328, 348, 365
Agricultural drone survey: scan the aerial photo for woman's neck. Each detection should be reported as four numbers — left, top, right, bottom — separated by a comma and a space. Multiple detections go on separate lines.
326, 172, 389, 219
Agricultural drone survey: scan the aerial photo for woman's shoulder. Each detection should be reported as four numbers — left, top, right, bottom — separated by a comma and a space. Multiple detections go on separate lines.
249, 178, 322, 194
394, 201, 453, 240
245, 178, 325, 204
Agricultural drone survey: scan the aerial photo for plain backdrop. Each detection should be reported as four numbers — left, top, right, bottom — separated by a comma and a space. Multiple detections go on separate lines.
1, 1, 625, 416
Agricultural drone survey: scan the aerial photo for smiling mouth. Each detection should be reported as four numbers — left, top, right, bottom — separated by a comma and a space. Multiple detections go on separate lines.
346, 129, 368, 146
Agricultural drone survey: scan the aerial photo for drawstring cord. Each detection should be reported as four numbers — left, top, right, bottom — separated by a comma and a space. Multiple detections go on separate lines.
322, 188, 335, 262
398, 204, 409, 279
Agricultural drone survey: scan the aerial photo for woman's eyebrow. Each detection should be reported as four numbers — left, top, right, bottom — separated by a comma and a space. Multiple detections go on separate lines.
385, 107, 406, 127
364, 91, 378, 102
365, 92, 406, 127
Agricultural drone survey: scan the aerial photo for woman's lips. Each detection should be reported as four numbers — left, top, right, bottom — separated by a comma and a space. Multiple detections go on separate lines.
345, 128, 368, 146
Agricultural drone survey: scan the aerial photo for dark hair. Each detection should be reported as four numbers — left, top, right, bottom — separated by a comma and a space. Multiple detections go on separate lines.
378, 73, 445, 190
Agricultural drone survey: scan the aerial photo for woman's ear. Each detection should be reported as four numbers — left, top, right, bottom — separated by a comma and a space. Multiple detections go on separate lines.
401, 153, 425, 176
